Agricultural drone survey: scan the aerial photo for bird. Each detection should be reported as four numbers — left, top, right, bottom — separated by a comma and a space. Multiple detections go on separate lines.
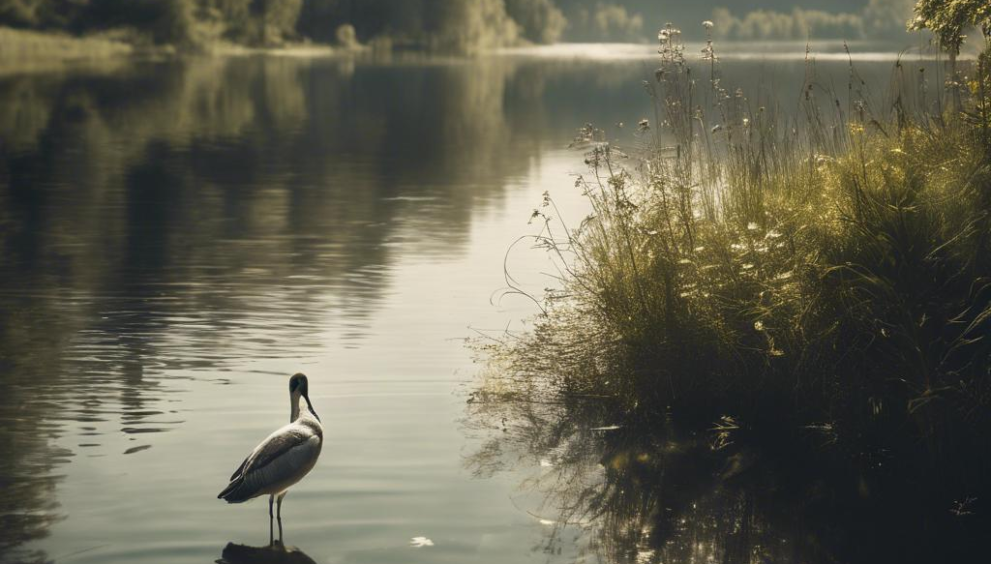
218, 373, 323, 545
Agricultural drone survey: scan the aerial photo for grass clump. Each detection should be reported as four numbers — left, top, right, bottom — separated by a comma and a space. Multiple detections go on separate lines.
476, 26, 991, 507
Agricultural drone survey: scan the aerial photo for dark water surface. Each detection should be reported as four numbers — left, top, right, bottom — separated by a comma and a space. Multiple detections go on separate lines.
0, 44, 943, 564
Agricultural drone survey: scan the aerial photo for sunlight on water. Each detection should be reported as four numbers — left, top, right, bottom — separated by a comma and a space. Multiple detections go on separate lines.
497, 40, 946, 62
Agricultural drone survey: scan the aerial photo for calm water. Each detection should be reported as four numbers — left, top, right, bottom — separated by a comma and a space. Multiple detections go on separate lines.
0, 44, 943, 564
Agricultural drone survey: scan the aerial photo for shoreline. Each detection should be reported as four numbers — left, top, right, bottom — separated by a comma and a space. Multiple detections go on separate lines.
0, 26, 976, 73
0, 27, 344, 71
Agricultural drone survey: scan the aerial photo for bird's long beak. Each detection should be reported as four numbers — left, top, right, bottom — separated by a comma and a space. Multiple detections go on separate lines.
304, 393, 320, 422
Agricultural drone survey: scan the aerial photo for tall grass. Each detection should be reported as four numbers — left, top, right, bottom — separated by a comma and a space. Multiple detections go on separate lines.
477, 26, 991, 493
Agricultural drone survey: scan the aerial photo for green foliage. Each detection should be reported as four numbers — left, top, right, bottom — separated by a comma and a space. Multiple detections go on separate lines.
0, 0, 946, 52
0, 0, 42, 27
567, 2, 643, 42
911, 0, 991, 54
505, 0, 566, 44
333, 22, 357, 47
421, 0, 519, 55
708, 0, 916, 41
711, 7, 866, 40
864, 0, 916, 35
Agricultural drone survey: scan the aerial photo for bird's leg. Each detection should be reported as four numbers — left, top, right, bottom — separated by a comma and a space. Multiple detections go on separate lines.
277, 492, 287, 544
268, 494, 275, 546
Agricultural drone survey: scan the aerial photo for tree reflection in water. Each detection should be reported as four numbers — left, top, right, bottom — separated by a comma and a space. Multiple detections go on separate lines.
0, 53, 648, 562
467, 382, 989, 564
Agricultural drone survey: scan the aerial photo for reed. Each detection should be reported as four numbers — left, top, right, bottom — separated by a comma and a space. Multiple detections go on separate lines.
478, 25, 991, 487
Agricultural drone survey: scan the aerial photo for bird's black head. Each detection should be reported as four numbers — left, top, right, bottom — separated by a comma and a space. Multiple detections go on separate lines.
289, 373, 319, 421
289, 373, 308, 396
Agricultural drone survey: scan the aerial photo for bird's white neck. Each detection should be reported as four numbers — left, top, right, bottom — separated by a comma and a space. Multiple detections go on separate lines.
290, 392, 305, 422
291, 392, 321, 424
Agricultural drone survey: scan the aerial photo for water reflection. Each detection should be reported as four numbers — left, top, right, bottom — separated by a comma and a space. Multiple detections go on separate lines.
0, 49, 938, 563
467, 388, 990, 564
217, 542, 317, 564
0, 55, 543, 563
0, 51, 659, 563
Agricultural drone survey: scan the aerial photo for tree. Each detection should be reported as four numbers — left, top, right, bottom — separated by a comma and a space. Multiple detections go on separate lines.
505, 0, 567, 44
0, 0, 42, 27
911, 0, 991, 55
258, 0, 303, 45
864, 0, 915, 38
426, 0, 518, 54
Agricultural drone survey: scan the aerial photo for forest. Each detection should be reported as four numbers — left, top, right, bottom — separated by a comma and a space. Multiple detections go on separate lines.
0, 0, 918, 54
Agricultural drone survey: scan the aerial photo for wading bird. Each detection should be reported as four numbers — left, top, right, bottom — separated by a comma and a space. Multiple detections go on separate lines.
218, 373, 323, 544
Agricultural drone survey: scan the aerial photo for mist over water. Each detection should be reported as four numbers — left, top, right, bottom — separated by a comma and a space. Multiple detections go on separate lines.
0, 46, 944, 564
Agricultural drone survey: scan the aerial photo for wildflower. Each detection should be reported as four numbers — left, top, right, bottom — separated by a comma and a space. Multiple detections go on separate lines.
754, 320, 764, 331
747, 222, 759, 231
702, 20, 714, 30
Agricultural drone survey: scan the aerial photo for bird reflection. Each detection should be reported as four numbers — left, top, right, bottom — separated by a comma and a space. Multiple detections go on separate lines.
216, 541, 317, 564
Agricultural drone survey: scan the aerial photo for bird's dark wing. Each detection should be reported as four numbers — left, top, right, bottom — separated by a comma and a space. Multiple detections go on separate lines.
219, 422, 321, 502
230, 455, 249, 481
242, 426, 312, 475
237, 431, 321, 498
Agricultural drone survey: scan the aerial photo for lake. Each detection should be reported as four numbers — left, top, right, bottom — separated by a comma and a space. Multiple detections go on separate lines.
0, 42, 947, 564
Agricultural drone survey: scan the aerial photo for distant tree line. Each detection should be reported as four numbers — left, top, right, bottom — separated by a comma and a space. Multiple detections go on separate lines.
0, 0, 306, 47
0, 0, 658, 52
0, 0, 928, 52
711, 0, 916, 41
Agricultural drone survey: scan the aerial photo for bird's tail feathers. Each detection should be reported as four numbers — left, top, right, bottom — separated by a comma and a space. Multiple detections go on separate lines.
217, 477, 247, 502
